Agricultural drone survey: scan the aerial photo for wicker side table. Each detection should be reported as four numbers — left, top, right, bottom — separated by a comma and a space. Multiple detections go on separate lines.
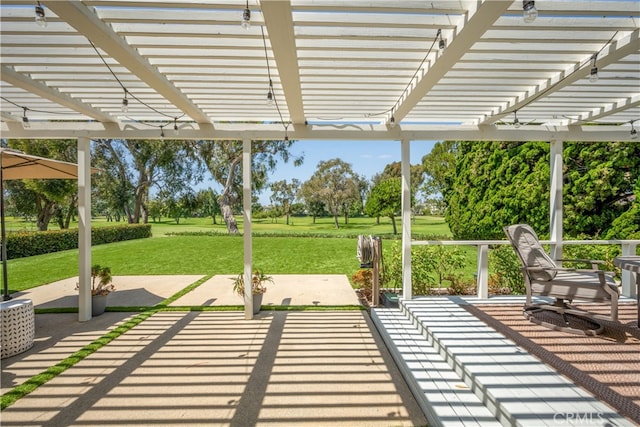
1, 299, 35, 359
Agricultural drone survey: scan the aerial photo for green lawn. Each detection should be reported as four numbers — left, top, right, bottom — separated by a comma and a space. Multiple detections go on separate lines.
3, 215, 481, 293
5, 214, 452, 238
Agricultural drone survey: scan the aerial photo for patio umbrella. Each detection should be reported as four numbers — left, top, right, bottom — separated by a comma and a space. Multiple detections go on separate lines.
1, 148, 96, 300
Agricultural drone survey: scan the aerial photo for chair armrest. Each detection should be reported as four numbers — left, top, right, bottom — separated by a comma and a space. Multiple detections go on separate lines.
523, 266, 611, 275
557, 259, 605, 269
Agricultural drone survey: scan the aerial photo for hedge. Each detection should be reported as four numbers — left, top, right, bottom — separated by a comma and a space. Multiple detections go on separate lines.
6, 224, 152, 259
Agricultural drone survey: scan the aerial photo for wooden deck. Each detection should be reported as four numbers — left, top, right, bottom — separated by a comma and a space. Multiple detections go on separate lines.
372, 297, 636, 427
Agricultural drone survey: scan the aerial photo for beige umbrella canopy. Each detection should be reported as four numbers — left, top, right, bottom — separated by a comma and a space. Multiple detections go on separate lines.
1, 148, 97, 300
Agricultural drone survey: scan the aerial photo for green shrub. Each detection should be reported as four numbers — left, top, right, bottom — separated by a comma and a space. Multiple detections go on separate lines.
382, 241, 467, 296
6, 224, 152, 259
488, 245, 524, 295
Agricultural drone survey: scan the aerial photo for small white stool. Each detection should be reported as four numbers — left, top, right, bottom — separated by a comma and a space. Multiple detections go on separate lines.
1, 299, 35, 359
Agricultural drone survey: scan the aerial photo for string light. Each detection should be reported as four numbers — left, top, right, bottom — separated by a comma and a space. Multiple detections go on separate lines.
22, 107, 30, 128
390, 115, 396, 128
241, 0, 251, 30
160, 126, 165, 138
260, 26, 290, 141
35, 1, 46, 28
513, 110, 521, 128
523, 1, 538, 23
173, 117, 179, 135
121, 90, 129, 113
437, 29, 446, 51
589, 53, 598, 83
631, 121, 638, 140
266, 79, 274, 105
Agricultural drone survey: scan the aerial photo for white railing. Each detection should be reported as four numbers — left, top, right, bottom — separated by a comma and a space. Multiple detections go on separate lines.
411, 239, 640, 299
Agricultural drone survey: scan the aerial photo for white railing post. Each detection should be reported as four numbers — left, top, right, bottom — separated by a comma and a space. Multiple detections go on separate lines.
621, 242, 638, 298
477, 244, 489, 298
549, 139, 563, 261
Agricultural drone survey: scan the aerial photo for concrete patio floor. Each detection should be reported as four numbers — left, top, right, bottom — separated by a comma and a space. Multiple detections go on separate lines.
1, 275, 427, 426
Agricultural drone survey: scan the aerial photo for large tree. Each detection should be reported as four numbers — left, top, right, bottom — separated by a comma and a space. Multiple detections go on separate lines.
364, 177, 405, 234
195, 139, 302, 234
302, 159, 360, 229
92, 139, 194, 224
196, 188, 221, 225
421, 140, 457, 201
269, 179, 300, 225
6, 139, 78, 231
444, 141, 640, 240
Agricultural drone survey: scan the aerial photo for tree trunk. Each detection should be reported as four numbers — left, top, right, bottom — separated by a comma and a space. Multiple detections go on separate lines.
36, 199, 56, 231
376, 215, 380, 224
221, 200, 238, 233
344, 212, 348, 224
391, 215, 397, 235
312, 214, 316, 224
219, 157, 241, 234
63, 194, 77, 229
333, 213, 340, 229
286, 212, 290, 225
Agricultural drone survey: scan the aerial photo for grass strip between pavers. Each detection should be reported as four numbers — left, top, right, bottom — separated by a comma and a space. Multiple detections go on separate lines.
1, 275, 212, 411
0, 309, 155, 411
2, 275, 364, 410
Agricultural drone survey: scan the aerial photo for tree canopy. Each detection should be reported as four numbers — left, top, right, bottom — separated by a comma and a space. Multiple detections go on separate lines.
301, 159, 360, 229
443, 141, 639, 239
364, 177, 404, 234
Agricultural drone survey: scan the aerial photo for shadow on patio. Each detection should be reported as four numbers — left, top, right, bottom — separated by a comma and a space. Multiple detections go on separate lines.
1, 275, 427, 426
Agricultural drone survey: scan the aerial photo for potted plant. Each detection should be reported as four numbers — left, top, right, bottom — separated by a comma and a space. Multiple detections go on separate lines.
231, 269, 273, 314
76, 265, 115, 316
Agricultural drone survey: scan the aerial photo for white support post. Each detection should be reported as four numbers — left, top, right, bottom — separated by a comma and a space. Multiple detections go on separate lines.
549, 139, 563, 261
621, 242, 638, 298
242, 138, 253, 319
401, 138, 412, 300
476, 244, 489, 299
77, 137, 92, 322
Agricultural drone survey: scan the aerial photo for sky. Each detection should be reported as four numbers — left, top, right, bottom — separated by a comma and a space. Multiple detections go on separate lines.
250, 139, 437, 204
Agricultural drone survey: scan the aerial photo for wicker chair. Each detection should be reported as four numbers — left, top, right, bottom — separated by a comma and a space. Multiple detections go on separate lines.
504, 224, 619, 335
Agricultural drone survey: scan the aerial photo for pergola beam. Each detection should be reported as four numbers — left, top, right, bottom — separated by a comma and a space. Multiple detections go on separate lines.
261, 0, 305, 126
45, 0, 212, 125
391, 0, 511, 124
1, 121, 634, 142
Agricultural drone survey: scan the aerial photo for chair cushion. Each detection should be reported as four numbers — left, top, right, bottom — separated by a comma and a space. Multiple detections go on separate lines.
504, 224, 557, 281
530, 270, 618, 302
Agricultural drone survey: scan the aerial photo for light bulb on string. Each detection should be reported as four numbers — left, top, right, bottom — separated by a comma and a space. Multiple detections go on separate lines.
266, 80, 274, 105
589, 54, 598, 83
631, 122, 638, 140
160, 126, 165, 138
437, 29, 446, 51
22, 107, 31, 128
35, 1, 46, 28
514, 111, 521, 128
523, 1, 538, 23
241, 0, 251, 30
121, 90, 129, 113
174, 118, 179, 135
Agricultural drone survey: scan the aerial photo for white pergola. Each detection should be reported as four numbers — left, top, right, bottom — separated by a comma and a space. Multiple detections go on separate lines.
1, 1, 639, 320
